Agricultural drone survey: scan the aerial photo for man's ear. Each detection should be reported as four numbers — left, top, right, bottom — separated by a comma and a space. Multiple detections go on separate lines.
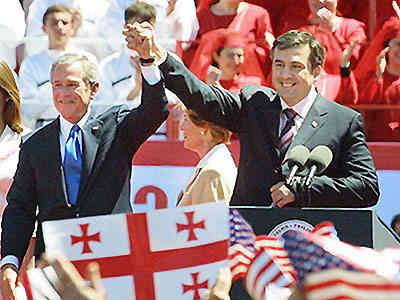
312, 65, 323, 79
89, 82, 100, 100
212, 51, 220, 65
42, 24, 48, 34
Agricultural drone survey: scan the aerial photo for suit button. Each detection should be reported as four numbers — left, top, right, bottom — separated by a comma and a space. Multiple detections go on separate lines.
76, 212, 80, 217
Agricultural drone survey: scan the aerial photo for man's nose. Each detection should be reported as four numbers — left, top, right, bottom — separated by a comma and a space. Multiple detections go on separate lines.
56, 21, 65, 29
279, 66, 292, 78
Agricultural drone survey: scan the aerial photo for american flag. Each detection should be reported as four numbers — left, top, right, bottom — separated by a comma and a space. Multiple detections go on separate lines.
228, 209, 296, 300
228, 208, 256, 281
283, 230, 400, 284
304, 268, 400, 300
245, 235, 296, 300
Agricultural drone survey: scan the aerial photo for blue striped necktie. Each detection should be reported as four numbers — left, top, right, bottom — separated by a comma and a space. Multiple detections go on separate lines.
279, 108, 297, 157
63, 124, 82, 205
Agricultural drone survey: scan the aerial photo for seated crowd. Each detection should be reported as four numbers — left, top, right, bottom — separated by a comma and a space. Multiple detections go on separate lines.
2, 0, 400, 141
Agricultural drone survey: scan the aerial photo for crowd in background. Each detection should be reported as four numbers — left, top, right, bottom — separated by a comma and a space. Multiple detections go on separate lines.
0, 1, 399, 299
1, 0, 400, 141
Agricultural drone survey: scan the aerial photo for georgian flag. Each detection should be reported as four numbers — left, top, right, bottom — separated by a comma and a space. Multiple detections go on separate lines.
22, 202, 229, 300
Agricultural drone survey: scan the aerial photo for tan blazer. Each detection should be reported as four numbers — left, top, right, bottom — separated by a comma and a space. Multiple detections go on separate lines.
178, 144, 237, 207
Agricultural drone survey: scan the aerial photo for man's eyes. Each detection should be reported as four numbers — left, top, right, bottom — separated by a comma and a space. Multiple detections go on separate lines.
53, 82, 80, 88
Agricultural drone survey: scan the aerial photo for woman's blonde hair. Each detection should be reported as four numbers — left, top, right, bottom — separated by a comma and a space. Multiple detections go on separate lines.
0, 60, 23, 134
186, 109, 231, 145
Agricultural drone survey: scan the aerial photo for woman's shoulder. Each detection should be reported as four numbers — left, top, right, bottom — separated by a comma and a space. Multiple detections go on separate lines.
202, 145, 237, 171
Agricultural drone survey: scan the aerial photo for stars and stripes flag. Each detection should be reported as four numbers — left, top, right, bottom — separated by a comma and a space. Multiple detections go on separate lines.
228, 208, 257, 281
304, 268, 400, 300
22, 202, 230, 300
228, 209, 297, 300
282, 228, 400, 285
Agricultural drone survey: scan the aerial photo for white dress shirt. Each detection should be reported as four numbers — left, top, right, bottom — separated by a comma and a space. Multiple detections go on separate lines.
279, 86, 318, 135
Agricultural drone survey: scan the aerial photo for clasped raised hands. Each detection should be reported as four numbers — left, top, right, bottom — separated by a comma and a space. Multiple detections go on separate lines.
123, 22, 162, 60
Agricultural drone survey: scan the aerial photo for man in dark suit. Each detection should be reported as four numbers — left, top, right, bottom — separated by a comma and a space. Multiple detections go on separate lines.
0, 52, 168, 299
126, 24, 379, 208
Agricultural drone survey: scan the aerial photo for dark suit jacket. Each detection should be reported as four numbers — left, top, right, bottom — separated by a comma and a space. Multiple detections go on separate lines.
1, 80, 169, 263
159, 54, 379, 208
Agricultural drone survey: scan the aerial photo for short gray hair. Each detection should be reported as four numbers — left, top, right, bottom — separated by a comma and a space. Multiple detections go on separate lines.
50, 52, 99, 88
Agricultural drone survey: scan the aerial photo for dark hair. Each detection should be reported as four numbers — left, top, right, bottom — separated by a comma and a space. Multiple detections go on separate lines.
42, 4, 73, 25
0, 61, 23, 134
124, 2, 156, 25
186, 109, 231, 145
271, 30, 325, 71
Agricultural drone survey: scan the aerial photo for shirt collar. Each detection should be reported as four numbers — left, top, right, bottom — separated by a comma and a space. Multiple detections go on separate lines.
197, 143, 226, 169
280, 86, 318, 119
59, 109, 90, 139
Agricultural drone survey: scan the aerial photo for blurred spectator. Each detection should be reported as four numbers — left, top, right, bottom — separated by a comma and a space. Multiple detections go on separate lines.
0, 60, 27, 221
24, 0, 110, 60
345, 0, 400, 38
97, 0, 198, 54
279, 0, 367, 72
19, 5, 98, 130
0, 0, 26, 71
355, 17, 400, 141
391, 213, 400, 236
0, 60, 35, 300
188, 0, 275, 81
190, 29, 264, 93
177, 108, 237, 207
98, 2, 156, 110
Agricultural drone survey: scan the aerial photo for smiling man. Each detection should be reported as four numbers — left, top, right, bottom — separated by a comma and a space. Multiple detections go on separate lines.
127, 26, 379, 209
0, 52, 169, 300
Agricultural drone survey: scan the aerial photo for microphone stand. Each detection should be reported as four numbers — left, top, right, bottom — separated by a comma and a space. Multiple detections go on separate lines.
304, 176, 313, 207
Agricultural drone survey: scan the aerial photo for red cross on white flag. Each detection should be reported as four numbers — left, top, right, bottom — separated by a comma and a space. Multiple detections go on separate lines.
23, 202, 229, 299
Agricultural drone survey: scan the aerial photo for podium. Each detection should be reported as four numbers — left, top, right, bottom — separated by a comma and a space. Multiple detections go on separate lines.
229, 207, 400, 300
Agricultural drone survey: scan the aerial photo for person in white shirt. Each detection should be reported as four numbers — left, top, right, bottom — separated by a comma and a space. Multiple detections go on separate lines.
0, 0, 26, 71
0, 60, 36, 300
98, 3, 156, 110
97, 0, 198, 54
19, 5, 98, 129
24, 0, 111, 60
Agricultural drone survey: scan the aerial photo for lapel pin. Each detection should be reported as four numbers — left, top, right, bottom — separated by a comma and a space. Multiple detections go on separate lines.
311, 120, 318, 128
91, 126, 100, 134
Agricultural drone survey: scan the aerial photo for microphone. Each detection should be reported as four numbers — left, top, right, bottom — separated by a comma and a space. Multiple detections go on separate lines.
304, 145, 333, 187
283, 145, 310, 186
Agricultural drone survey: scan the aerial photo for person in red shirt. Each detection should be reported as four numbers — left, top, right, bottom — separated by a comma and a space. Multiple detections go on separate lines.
355, 17, 400, 141
182, 0, 274, 78
190, 29, 264, 93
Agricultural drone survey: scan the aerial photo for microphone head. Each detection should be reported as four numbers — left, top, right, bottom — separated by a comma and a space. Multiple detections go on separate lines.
307, 145, 333, 174
283, 145, 310, 169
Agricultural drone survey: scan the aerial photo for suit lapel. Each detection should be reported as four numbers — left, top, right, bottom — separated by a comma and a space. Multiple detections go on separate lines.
78, 117, 103, 199
41, 119, 69, 205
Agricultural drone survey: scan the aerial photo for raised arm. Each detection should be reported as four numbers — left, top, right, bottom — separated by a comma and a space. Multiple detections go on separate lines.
124, 22, 244, 133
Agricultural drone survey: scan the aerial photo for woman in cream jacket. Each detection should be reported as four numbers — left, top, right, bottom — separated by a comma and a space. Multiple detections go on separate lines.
177, 108, 237, 207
